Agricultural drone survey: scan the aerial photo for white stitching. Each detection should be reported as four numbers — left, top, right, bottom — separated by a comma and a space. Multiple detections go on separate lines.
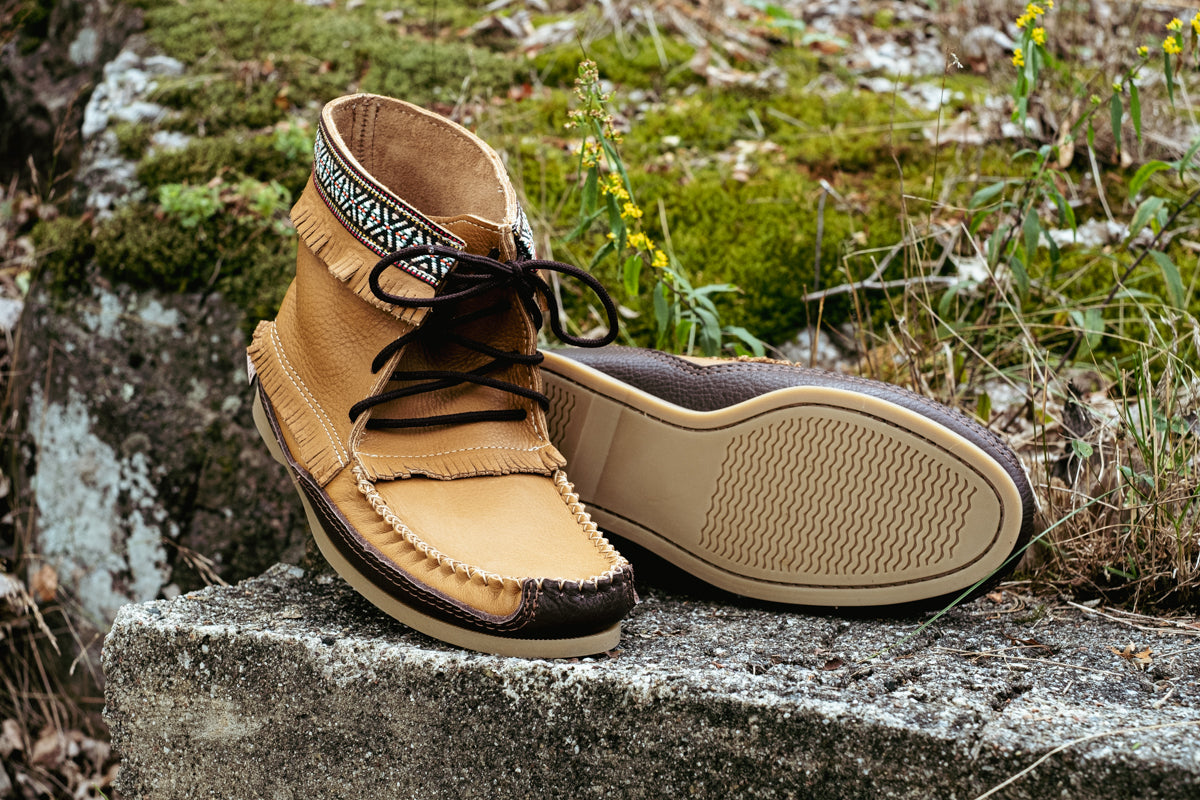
269, 325, 349, 467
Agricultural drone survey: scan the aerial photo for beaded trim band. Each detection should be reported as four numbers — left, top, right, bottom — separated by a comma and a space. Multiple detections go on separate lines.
312, 118, 463, 286
512, 204, 536, 261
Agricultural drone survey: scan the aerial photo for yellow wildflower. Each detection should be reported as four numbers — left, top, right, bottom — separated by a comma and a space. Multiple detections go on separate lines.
1164, 36, 1183, 55
651, 249, 668, 270
627, 232, 650, 251
1027, 3, 1044, 16
1012, 47, 1025, 68
1015, 12, 1031, 28
1167, 18, 1183, 32
620, 202, 643, 220
600, 174, 629, 201
1137, 45, 1149, 57
1193, 13, 1200, 35
1032, 27, 1046, 45
1046, 0, 1053, 8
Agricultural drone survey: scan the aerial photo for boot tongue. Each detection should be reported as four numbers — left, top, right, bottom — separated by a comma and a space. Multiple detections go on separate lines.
430, 203, 538, 262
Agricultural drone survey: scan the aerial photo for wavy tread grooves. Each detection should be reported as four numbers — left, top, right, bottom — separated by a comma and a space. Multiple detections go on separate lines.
544, 380, 575, 447
699, 414, 977, 581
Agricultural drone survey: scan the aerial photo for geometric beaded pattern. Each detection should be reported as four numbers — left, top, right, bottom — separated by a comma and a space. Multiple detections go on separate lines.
512, 204, 537, 261
312, 118, 464, 286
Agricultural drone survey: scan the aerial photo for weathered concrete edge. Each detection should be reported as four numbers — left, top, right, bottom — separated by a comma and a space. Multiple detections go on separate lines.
102, 565, 1200, 800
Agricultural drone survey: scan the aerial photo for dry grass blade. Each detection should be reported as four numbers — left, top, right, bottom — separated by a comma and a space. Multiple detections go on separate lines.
971, 720, 1200, 800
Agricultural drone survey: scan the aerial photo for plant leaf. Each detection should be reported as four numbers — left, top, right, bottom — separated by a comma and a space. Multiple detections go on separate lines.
722, 325, 767, 357
1022, 208, 1040, 261
588, 238, 615, 270
1110, 93, 1123, 158
1129, 196, 1167, 239
969, 181, 1007, 209
1008, 253, 1030, 299
1129, 160, 1172, 199
581, 168, 599, 216
1130, 81, 1142, 143
1165, 52, 1176, 106
976, 390, 992, 424
1148, 249, 1187, 309
652, 281, 670, 339
1179, 137, 1200, 179
622, 254, 642, 296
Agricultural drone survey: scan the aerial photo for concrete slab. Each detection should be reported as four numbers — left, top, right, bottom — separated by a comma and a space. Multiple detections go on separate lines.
103, 564, 1200, 799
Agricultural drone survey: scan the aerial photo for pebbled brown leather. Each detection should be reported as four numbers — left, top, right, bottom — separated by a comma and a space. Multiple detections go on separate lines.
553, 345, 1037, 568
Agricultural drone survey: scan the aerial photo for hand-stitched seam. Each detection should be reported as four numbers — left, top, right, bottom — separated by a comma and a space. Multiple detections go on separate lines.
553, 470, 626, 569
357, 441, 553, 459
269, 325, 348, 467
304, 475, 532, 631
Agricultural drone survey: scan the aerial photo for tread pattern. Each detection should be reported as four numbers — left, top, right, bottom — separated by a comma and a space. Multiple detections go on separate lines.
699, 415, 977, 580
543, 379, 575, 448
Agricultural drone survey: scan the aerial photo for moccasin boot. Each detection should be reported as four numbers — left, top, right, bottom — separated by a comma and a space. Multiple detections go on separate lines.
247, 94, 636, 657
540, 346, 1035, 607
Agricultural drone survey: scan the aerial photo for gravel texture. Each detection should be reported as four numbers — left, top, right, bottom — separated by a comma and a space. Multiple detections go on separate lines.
103, 564, 1200, 799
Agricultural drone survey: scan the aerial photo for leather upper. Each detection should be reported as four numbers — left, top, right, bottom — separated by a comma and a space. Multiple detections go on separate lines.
247, 94, 635, 639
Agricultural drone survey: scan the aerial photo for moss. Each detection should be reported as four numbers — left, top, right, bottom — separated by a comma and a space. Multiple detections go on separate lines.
31, 215, 96, 293
136, 131, 311, 197
111, 122, 154, 161
150, 76, 283, 135
91, 204, 293, 322
535, 34, 700, 91
144, 0, 521, 113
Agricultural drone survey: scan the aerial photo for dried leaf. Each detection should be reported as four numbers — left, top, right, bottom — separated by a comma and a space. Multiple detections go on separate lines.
0, 719, 23, 758
1005, 634, 1053, 651
29, 564, 57, 604
986, 591, 1005, 603
1109, 643, 1153, 665
30, 728, 64, 768
821, 657, 845, 671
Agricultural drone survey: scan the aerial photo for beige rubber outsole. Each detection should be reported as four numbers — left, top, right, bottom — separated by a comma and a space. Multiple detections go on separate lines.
252, 387, 621, 658
540, 351, 1025, 606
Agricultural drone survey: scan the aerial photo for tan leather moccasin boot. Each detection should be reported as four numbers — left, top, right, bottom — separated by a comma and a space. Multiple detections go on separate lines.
540, 346, 1035, 607
248, 95, 636, 657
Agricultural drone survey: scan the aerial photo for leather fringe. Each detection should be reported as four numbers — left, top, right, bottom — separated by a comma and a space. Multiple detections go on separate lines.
291, 181, 431, 328
357, 441, 566, 482
248, 320, 350, 486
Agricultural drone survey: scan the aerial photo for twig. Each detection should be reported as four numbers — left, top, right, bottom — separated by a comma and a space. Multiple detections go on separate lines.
813, 185, 827, 292
935, 647, 1125, 677
801, 275, 956, 303
972, 720, 1200, 800
1066, 601, 1200, 636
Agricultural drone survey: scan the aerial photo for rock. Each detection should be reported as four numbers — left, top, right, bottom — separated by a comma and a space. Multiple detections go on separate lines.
776, 326, 854, 372
104, 565, 1200, 799
18, 287, 306, 627
76, 42, 187, 216
0, 0, 142, 188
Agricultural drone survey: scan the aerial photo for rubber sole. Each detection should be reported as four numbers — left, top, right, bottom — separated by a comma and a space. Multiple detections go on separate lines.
252, 385, 621, 658
540, 351, 1026, 606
